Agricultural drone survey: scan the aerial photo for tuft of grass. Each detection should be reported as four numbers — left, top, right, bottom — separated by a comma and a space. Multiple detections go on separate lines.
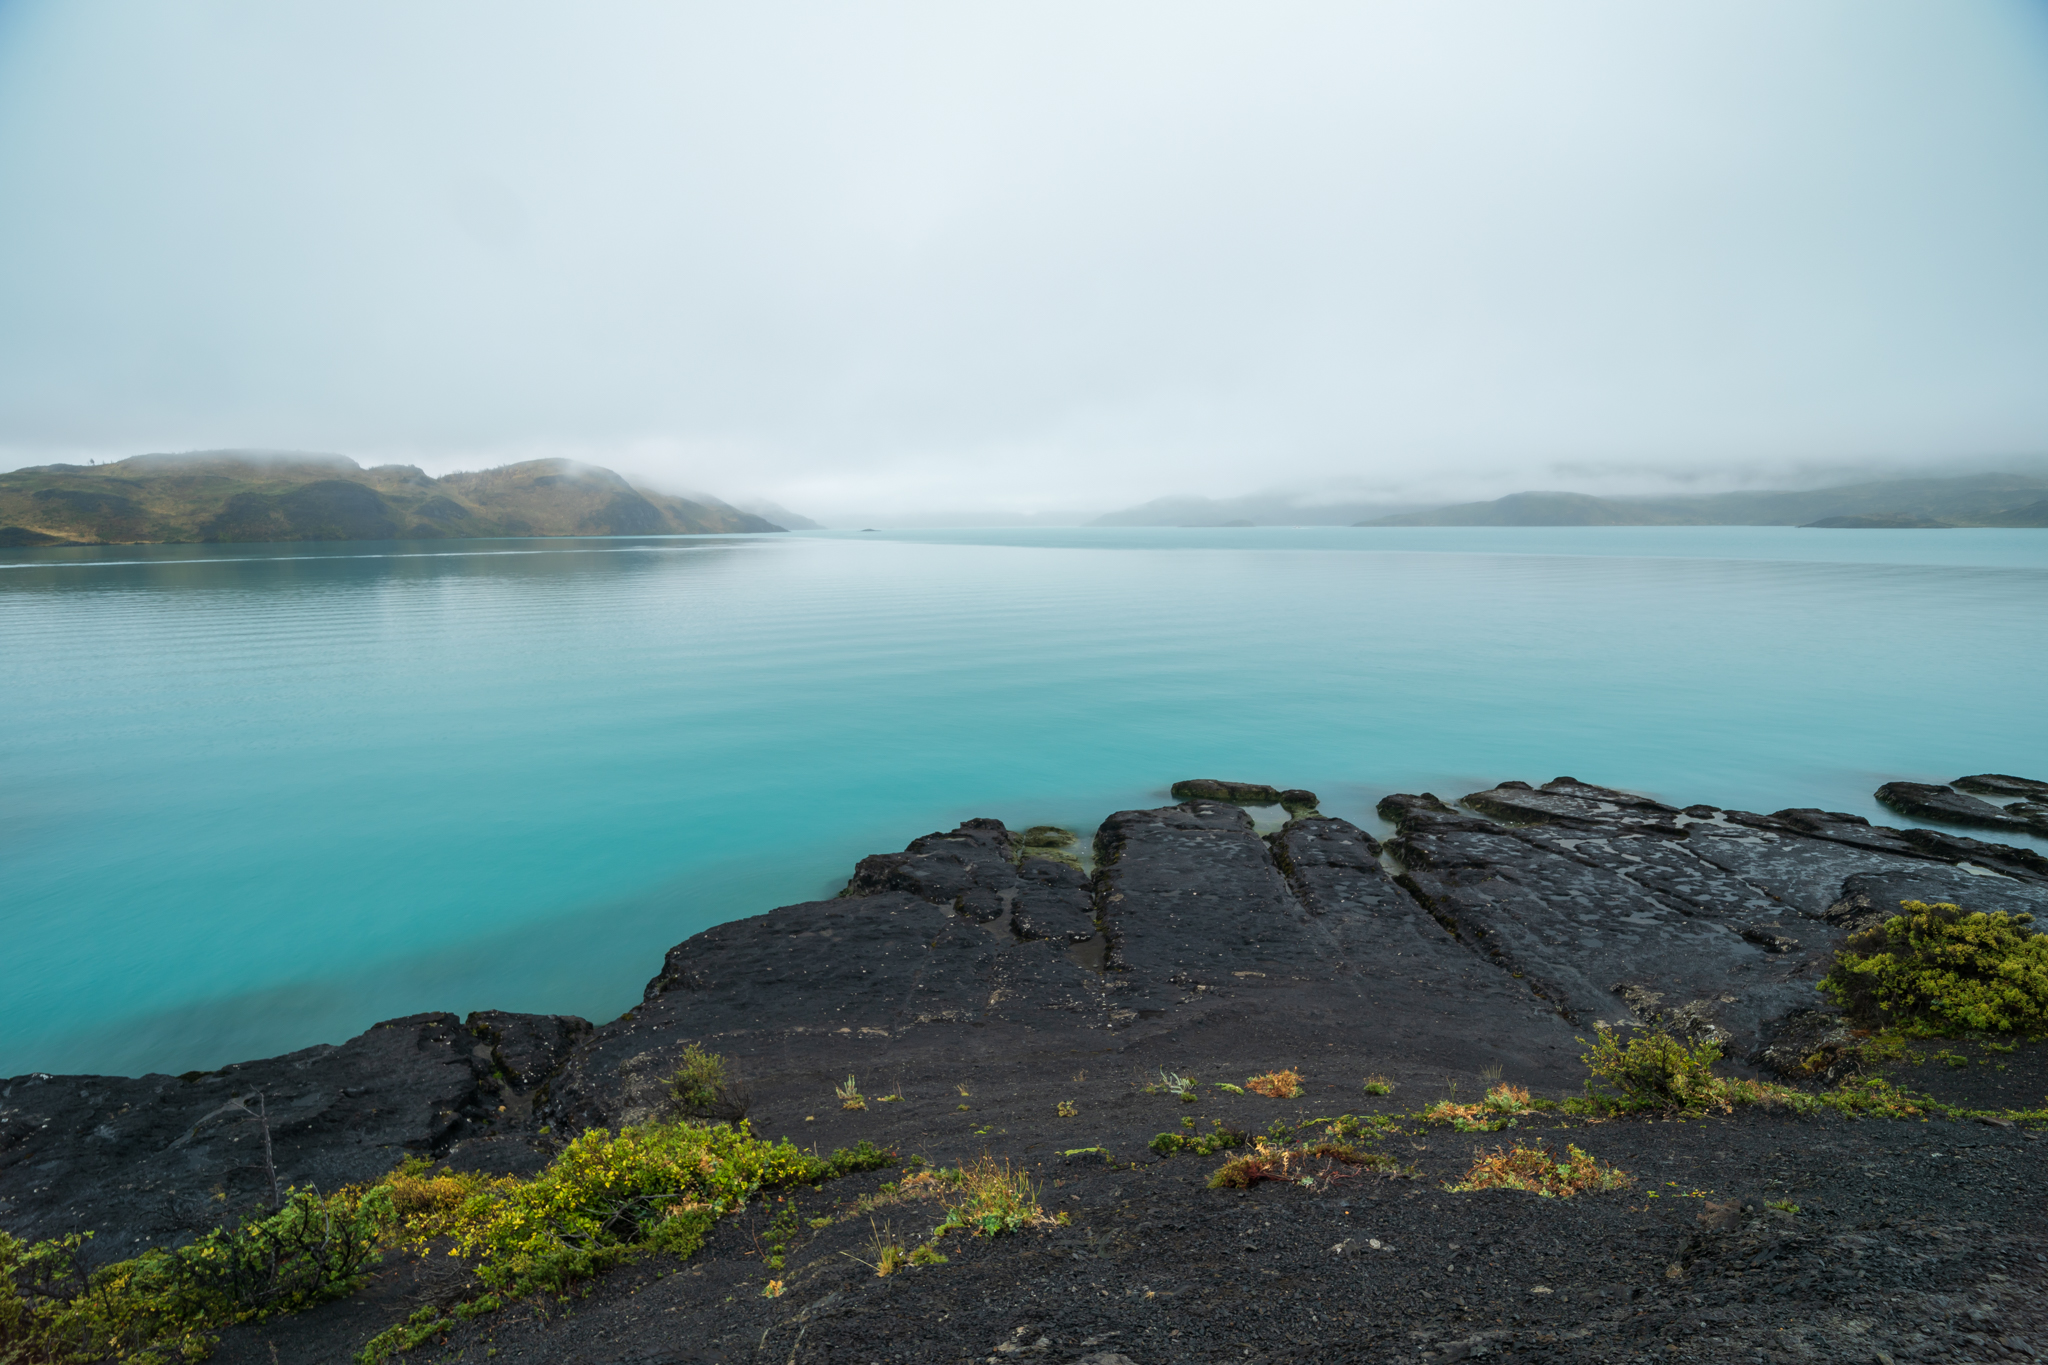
1153, 1069, 1197, 1100
1362, 1075, 1395, 1096
835, 1075, 867, 1111
1446, 1142, 1632, 1198
1206, 1137, 1413, 1189
1245, 1069, 1302, 1099
1821, 900, 2048, 1037
934, 1156, 1046, 1237
846, 1220, 908, 1278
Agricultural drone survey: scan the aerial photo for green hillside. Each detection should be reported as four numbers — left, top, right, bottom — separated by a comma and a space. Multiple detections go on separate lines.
0, 452, 785, 547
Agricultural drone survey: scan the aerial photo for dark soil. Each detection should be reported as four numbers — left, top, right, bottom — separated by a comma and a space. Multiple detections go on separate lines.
215, 1045, 2048, 1364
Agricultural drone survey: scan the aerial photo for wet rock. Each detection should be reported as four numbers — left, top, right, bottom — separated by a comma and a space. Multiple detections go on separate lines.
1952, 773, 2048, 801
1377, 778, 2048, 1055
1876, 781, 2039, 834
1168, 778, 1283, 804
1021, 825, 1076, 848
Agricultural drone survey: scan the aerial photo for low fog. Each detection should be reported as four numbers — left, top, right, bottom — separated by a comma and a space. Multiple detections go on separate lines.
1, 2, 2046, 524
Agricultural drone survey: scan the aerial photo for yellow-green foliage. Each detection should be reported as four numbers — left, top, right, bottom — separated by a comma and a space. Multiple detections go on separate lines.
1244, 1069, 1302, 1099
405, 1122, 888, 1297
1571, 1026, 1793, 1116
6, 1124, 891, 1365
1447, 1142, 1632, 1198
1821, 901, 2048, 1037
932, 1156, 1045, 1237
1, 1184, 393, 1365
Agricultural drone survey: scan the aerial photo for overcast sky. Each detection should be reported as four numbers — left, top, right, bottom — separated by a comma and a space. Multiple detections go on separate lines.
2, 2, 2046, 522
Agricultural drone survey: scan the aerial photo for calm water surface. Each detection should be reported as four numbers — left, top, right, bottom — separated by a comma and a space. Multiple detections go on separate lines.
5, 526, 2045, 1077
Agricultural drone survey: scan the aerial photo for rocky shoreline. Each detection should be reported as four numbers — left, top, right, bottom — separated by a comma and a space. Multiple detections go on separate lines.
5, 774, 2047, 1363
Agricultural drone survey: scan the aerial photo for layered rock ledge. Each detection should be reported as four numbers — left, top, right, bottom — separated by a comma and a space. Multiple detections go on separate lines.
5, 776, 2045, 1265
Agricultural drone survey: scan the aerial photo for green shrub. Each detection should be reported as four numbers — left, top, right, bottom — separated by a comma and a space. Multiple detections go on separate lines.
406, 1121, 888, 1298
1820, 901, 2048, 1036
667, 1042, 748, 1122
1572, 1026, 1793, 1116
3, 1183, 394, 1365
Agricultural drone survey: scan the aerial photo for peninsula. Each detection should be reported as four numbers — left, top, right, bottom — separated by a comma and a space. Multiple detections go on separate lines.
4, 775, 2045, 1363
0, 452, 784, 547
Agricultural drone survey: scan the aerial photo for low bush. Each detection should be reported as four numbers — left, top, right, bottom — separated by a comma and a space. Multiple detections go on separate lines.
2, 1183, 394, 1365
1422, 1082, 1546, 1130
1446, 1142, 1632, 1198
1361, 1075, 1395, 1096
1820, 901, 2048, 1037
667, 1043, 749, 1123
1571, 1026, 1793, 1117
1206, 1138, 1411, 1190
1245, 1069, 1302, 1099
1148, 1124, 1247, 1158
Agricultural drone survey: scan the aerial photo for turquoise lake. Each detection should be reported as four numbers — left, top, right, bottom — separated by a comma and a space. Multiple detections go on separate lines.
5, 525, 2045, 1079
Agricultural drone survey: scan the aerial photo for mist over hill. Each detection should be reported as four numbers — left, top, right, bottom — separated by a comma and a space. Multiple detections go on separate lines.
1091, 473, 2048, 529
1356, 473, 2048, 527
0, 452, 786, 547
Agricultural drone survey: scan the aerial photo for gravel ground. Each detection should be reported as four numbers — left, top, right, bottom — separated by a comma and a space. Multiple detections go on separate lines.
216, 1047, 2048, 1365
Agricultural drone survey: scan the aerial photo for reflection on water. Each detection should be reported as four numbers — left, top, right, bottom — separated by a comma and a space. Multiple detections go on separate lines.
3, 529, 2044, 1076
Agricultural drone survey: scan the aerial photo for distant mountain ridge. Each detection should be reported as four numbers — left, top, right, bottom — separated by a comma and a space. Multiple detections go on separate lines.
1355, 473, 2048, 527
0, 452, 787, 547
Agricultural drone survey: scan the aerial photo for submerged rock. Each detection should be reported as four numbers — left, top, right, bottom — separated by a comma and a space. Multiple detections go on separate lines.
1876, 780, 2045, 834
1169, 778, 1284, 804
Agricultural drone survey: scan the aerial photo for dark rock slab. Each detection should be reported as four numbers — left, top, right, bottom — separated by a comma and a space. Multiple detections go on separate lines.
0, 1012, 569, 1263
1876, 780, 2042, 834
1265, 815, 1576, 1071
543, 822, 1111, 1133
1378, 779, 2048, 1057
1953, 773, 2048, 801
1092, 801, 1314, 1004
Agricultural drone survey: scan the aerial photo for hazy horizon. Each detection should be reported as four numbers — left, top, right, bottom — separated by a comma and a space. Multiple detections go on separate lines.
3, 3, 2047, 525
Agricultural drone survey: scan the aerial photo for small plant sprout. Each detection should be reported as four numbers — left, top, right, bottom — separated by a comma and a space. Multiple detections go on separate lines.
908, 1243, 948, 1266
1056, 1100, 1078, 1118
1245, 1069, 1302, 1099
836, 1075, 866, 1111
1156, 1069, 1197, 1101
956, 1083, 972, 1097
1362, 1074, 1395, 1096
1214, 1082, 1245, 1095
761, 1278, 786, 1298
